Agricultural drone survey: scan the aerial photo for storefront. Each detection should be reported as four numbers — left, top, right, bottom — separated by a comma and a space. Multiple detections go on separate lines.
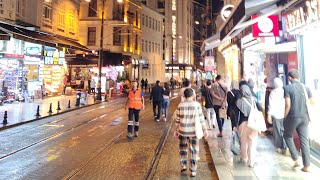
283, 0, 320, 157
42, 46, 67, 95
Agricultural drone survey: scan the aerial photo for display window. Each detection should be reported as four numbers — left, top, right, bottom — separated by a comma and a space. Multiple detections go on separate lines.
301, 29, 320, 155
0, 59, 23, 95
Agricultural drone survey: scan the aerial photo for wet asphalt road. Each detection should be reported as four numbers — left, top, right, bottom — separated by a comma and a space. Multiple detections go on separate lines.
0, 95, 218, 180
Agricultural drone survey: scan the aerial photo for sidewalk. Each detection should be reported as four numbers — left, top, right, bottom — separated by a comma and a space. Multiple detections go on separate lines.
206, 120, 320, 179
0, 94, 103, 129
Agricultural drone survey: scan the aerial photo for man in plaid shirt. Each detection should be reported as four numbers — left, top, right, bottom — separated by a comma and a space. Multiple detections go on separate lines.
174, 88, 208, 177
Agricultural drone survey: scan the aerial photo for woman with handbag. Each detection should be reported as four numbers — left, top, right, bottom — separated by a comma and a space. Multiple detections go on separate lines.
227, 81, 241, 131
210, 75, 227, 137
236, 84, 260, 168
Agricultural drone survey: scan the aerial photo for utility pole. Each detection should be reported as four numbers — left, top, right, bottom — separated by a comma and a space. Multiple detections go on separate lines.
96, 0, 105, 101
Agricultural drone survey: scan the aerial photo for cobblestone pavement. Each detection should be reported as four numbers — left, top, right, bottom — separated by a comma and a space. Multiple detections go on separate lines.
207, 120, 320, 180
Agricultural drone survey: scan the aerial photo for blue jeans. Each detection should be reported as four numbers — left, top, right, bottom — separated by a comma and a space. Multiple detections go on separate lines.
162, 99, 170, 118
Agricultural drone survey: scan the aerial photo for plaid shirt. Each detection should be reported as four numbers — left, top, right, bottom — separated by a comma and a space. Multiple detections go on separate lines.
175, 100, 206, 137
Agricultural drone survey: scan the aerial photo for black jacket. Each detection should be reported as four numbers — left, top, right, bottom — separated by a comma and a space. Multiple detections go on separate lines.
150, 85, 164, 101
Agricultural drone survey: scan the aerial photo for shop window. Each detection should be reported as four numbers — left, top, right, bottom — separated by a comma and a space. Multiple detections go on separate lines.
88, 0, 97, 17
87, 27, 96, 46
113, 27, 121, 46
25, 65, 39, 81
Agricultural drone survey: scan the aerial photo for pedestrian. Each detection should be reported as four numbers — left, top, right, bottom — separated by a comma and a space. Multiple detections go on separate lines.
267, 77, 287, 154
180, 79, 192, 102
210, 75, 228, 137
141, 78, 145, 90
170, 76, 175, 89
150, 80, 164, 121
236, 84, 260, 168
174, 88, 208, 177
162, 82, 172, 121
283, 69, 313, 172
145, 79, 148, 91
227, 80, 241, 131
62, 74, 67, 95
125, 80, 145, 139
90, 78, 96, 94
201, 80, 216, 129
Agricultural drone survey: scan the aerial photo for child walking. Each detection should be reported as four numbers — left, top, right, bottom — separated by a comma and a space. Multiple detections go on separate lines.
174, 88, 208, 177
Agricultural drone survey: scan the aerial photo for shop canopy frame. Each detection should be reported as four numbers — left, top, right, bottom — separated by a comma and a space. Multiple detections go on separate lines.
203, 0, 302, 53
0, 22, 90, 52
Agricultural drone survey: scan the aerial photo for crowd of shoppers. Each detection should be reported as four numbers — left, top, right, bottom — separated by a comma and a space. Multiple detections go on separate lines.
124, 69, 313, 176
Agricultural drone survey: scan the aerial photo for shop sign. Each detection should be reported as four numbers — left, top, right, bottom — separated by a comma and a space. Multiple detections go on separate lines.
25, 47, 41, 56
44, 49, 65, 65
0, 35, 10, 41
220, 0, 245, 40
140, 59, 149, 69
0, 53, 24, 59
252, 15, 280, 37
68, 64, 97, 68
285, 0, 320, 32
205, 56, 215, 71
241, 33, 261, 49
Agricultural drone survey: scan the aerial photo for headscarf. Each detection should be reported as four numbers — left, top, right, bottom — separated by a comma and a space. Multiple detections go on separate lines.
236, 84, 253, 117
231, 80, 239, 90
273, 77, 283, 88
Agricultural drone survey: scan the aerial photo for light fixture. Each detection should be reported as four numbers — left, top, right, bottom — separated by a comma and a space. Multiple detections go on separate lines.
220, 4, 234, 21
85, 0, 91, 2
195, 21, 199, 25
179, 35, 182, 39
117, 0, 123, 2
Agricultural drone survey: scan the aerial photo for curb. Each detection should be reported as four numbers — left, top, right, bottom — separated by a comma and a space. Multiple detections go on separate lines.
0, 101, 103, 131
206, 132, 234, 180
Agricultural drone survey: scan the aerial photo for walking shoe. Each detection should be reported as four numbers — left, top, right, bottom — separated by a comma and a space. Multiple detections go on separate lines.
156, 119, 160, 122
191, 172, 197, 177
163, 118, 167, 121
180, 166, 187, 174
162, 114, 165, 117
134, 131, 138, 137
217, 132, 223, 137
127, 132, 133, 139
154, 116, 157, 119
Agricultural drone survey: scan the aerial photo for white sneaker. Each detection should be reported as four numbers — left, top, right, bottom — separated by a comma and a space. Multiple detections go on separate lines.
162, 114, 165, 117
164, 118, 167, 121
156, 119, 160, 122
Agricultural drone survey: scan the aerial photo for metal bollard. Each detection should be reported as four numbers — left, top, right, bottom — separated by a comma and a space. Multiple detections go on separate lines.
67, 100, 71, 108
48, 103, 53, 114
57, 101, 61, 111
35, 105, 41, 117
3, 111, 7, 124
75, 90, 81, 107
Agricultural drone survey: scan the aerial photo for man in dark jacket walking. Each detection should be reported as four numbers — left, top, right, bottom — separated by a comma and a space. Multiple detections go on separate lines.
150, 80, 164, 121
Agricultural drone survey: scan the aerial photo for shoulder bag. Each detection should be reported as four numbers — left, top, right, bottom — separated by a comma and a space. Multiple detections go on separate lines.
243, 98, 266, 132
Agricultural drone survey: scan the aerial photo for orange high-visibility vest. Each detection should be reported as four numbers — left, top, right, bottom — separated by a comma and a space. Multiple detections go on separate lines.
128, 89, 143, 109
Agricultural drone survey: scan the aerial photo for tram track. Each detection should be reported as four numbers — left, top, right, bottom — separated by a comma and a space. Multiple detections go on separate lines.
0, 98, 130, 161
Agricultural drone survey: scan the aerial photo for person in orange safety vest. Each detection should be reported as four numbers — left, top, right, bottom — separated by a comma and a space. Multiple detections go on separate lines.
125, 80, 145, 139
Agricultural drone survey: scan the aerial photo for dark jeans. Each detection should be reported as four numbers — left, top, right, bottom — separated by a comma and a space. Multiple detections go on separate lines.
128, 108, 140, 133
91, 88, 95, 93
228, 108, 239, 130
283, 117, 310, 167
273, 118, 287, 149
153, 100, 162, 119
214, 105, 224, 132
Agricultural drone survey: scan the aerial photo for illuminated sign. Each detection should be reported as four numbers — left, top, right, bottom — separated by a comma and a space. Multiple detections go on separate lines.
44, 49, 65, 65
205, 56, 215, 71
285, 0, 320, 32
252, 15, 279, 37
0, 53, 24, 59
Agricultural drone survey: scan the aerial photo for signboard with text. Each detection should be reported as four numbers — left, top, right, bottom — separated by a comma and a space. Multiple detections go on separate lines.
43, 50, 65, 65
252, 15, 279, 37
205, 56, 215, 71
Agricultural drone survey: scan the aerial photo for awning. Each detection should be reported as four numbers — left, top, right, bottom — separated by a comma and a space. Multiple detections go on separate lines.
0, 22, 90, 52
66, 52, 125, 67
0, 29, 10, 40
204, 0, 302, 52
